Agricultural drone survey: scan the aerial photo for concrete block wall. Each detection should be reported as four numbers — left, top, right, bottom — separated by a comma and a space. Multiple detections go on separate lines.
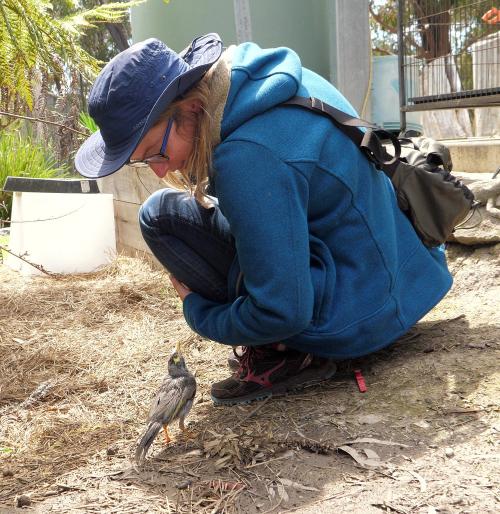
443, 138, 500, 173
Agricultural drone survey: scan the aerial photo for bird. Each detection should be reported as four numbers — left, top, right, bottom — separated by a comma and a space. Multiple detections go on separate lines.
135, 340, 196, 464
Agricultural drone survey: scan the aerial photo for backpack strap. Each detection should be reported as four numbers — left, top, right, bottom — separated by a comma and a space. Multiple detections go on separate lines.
283, 96, 401, 171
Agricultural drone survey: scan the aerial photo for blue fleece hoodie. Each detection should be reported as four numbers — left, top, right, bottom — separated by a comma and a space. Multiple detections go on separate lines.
183, 43, 452, 359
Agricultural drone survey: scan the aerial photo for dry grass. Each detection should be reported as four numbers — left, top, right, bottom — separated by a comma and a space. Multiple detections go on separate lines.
0, 259, 191, 499
1, 249, 499, 513
0, 257, 291, 512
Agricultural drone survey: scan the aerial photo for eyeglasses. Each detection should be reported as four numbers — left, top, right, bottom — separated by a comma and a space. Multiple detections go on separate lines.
128, 118, 173, 168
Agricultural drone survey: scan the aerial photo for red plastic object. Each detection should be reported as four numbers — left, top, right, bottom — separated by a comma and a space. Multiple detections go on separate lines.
354, 369, 367, 393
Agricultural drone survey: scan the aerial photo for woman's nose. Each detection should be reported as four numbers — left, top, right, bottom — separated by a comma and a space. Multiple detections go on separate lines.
150, 162, 169, 179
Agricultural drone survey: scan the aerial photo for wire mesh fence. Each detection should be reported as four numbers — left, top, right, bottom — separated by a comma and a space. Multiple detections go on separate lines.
398, 0, 500, 116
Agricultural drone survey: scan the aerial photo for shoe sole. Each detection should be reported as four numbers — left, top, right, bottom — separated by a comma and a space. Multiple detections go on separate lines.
211, 362, 337, 406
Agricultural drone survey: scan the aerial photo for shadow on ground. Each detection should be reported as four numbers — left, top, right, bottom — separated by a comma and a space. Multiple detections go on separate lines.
0, 245, 498, 513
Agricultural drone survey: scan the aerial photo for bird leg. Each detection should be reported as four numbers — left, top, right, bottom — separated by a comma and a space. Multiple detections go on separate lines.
179, 418, 197, 440
162, 425, 171, 444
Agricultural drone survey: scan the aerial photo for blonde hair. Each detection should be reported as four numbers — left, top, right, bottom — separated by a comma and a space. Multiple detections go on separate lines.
155, 70, 215, 206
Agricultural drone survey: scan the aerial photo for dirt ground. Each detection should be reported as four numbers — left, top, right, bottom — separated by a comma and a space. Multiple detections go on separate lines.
0, 242, 498, 514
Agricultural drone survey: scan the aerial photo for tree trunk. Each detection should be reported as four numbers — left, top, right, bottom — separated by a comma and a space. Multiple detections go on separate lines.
105, 23, 129, 52
414, 0, 452, 61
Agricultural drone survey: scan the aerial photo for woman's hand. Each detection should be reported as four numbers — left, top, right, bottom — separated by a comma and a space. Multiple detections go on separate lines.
169, 275, 193, 301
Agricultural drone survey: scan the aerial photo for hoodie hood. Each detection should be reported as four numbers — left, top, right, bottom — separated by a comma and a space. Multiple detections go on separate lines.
221, 43, 302, 139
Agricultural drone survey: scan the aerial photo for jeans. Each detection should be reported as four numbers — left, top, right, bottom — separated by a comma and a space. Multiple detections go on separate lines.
139, 188, 236, 303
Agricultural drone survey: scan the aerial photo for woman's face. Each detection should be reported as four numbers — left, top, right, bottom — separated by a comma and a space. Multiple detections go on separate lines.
130, 102, 199, 179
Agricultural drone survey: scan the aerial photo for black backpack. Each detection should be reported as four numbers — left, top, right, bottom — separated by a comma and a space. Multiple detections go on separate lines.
284, 96, 475, 248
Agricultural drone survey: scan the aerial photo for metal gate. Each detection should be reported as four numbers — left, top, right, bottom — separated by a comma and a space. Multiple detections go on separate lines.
397, 0, 500, 132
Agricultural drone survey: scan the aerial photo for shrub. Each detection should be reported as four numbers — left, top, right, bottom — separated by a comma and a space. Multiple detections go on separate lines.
79, 111, 99, 134
0, 126, 69, 222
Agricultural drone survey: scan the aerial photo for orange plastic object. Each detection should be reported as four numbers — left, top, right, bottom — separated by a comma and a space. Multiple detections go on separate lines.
482, 7, 500, 24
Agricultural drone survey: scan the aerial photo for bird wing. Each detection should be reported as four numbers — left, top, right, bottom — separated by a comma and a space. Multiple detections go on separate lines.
178, 374, 197, 421
147, 374, 196, 425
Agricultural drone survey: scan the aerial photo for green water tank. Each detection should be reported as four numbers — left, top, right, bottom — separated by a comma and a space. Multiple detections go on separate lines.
371, 55, 423, 134
131, 0, 332, 80
130, 0, 371, 114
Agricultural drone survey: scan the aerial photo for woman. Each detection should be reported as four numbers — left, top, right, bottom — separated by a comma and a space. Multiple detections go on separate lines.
76, 33, 452, 406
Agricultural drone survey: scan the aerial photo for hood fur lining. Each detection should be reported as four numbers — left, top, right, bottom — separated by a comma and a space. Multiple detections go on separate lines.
206, 45, 235, 147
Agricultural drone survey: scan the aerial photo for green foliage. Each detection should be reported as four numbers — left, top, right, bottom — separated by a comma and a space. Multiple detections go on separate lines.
79, 111, 99, 134
0, 233, 7, 262
369, 0, 398, 55
60, 1, 144, 39
370, 1, 500, 60
0, 0, 144, 112
0, 126, 69, 221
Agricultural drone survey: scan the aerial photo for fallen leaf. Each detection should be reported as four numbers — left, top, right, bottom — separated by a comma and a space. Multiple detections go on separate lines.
203, 439, 220, 451
413, 420, 431, 429
467, 342, 486, 349
185, 449, 203, 457
12, 338, 27, 344
406, 470, 427, 492
338, 445, 382, 468
363, 448, 380, 460
357, 414, 383, 425
207, 480, 245, 491
343, 437, 410, 448
280, 478, 319, 492
276, 482, 289, 503
214, 455, 232, 469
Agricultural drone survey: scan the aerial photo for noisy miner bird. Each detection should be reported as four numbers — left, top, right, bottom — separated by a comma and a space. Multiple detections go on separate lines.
135, 341, 196, 464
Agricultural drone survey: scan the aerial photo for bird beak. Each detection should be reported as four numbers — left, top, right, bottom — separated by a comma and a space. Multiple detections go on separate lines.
175, 340, 182, 355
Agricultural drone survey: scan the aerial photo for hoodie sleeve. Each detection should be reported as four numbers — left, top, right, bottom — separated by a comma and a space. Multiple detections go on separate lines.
182, 139, 314, 345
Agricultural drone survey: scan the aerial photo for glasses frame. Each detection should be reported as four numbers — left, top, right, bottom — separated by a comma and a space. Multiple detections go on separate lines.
128, 118, 174, 168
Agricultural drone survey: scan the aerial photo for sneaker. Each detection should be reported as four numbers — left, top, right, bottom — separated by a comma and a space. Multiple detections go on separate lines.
212, 345, 337, 406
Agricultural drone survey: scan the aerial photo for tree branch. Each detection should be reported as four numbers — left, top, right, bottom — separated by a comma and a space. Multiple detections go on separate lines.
0, 245, 57, 277
105, 23, 129, 52
369, 2, 397, 34
372, 46, 396, 56
0, 111, 88, 136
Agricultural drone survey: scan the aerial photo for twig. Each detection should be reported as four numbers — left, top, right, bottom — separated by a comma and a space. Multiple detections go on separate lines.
233, 397, 270, 429
443, 408, 484, 415
284, 490, 367, 512
409, 485, 448, 511
37, 483, 88, 498
0, 110, 88, 136
18, 380, 54, 409
245, 453, 293, 469
260, 497, 283, 514
372, 502, 409, 514
0, 244, 58, 277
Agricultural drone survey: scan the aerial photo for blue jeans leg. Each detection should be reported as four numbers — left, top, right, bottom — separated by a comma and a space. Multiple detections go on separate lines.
139, 188, 236, 303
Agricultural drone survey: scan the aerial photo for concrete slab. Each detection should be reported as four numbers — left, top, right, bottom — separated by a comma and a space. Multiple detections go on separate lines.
440, 137, 500, 173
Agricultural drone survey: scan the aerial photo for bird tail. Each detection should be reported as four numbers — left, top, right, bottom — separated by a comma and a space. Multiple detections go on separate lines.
135, 421, 162, 464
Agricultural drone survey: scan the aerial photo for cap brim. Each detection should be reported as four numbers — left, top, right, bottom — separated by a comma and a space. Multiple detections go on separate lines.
75, 35, 223, 179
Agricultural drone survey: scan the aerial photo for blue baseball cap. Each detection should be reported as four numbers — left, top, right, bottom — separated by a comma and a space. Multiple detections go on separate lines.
75, 33, 223, 178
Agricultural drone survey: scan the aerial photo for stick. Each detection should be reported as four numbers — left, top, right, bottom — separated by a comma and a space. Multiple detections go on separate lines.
245, 452, 293, 469
0, 244, 57, 277
233, 397, 270, 428
0, 110, 88, 136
